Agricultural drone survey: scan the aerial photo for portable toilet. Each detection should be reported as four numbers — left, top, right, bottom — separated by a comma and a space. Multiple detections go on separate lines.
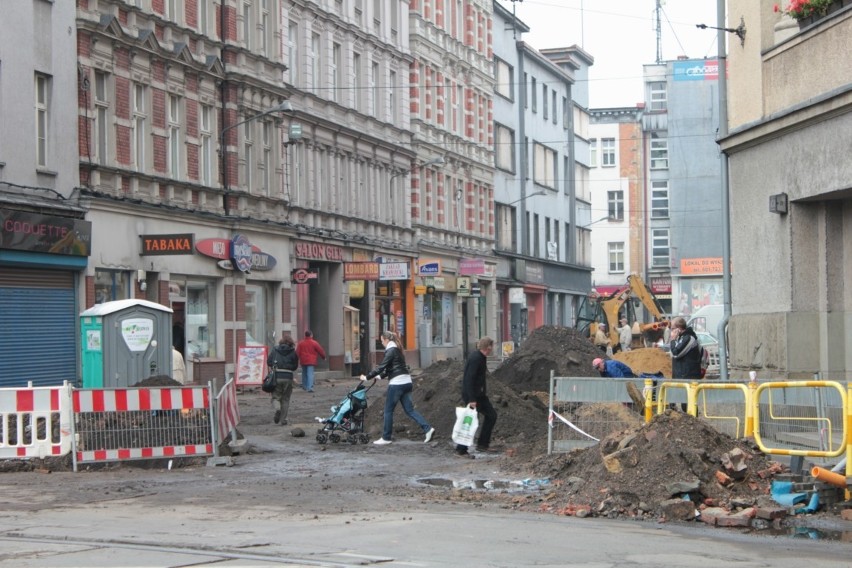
80, 299, 173, 388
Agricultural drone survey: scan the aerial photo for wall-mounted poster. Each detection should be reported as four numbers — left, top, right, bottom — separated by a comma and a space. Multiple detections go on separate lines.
236, 345, 268, 387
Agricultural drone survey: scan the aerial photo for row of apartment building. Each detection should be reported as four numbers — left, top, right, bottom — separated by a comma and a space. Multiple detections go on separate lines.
1, 0, 603, 386
7, 1, 843, 385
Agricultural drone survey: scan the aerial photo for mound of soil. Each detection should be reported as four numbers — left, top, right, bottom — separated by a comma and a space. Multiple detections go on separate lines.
492, 326, 601, 391
524, 410, 782, 519
363, 357, 551, 459
613, 347, 672, 377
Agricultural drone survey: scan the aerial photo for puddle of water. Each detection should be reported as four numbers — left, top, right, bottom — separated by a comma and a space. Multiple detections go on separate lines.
754, 526, 852, 542
417, 477, 549, 492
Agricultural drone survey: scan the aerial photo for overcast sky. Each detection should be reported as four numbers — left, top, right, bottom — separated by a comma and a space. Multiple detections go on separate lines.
498, 0, 722, 108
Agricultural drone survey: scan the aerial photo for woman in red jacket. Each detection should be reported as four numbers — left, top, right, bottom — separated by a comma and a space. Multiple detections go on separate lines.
295, 330, 326, 392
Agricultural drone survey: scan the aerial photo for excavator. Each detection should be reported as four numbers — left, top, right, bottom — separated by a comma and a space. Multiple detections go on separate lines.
575, 274, 670, 349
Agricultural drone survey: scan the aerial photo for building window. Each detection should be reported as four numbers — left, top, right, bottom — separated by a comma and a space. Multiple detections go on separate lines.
373, 0, 382, 31
200, 104, 212, 186
530, 76, 537, 113
608, 242, 625, 273
651, 181, 669, 218
562, 96, 569, 129
652, 229, 670, 268
533, 142, 556, 189
495, 124, 514, 172
199, 0, 209, 35
495, 203, 516, 252
244, 284, 269, 347
94, 270, 130, 304
288, 22, 299, 83
542, 84, 548, 121
332, 43, 341, 103
428, 292, 454, 346
165, 0, 178, 22
311, 32, 321, 91
589, 138, 597, 168
182, 280, 217, 359
243, 119, 254, 192
376, 281, 408, 348
168, 95, 181, 179
649, 81, 667, 111
607, 190, 624, 221
388, 69, 397, 122
94, 71, 110, 165
495, 58, 513, 100
243, 1, 253, 49
354, 0, 363, 25
371, 61, 379, 117
34, 73, 49, 167
132, 84, 147, 171
601, 137, 616, 167
552, 91, 557, 124
353, 53, 363, 111
261, 121, 272, 195
260, 0, 269, 55
650, 136, 668, 169
390, 0, 398, 39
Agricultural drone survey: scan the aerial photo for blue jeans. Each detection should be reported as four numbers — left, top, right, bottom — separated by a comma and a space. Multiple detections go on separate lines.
382, 382, 431, 441
302, 365, 315, 391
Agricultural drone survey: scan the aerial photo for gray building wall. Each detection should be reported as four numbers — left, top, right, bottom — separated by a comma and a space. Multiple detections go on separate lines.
0, 0, 78, 192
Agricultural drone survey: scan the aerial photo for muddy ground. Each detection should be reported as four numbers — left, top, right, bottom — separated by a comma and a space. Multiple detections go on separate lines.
3, 326, 851, 533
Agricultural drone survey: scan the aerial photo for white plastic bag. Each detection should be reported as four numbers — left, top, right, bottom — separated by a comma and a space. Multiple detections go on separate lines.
451, 406, 479, 446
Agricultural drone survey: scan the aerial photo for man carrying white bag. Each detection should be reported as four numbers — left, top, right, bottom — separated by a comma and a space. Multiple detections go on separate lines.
452, 337, 498, 458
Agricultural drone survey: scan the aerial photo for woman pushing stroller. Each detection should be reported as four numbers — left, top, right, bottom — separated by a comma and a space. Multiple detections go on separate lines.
361, 331, 435, 445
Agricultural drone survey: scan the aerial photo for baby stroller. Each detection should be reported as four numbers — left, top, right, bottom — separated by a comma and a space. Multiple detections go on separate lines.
316, 378, 376, 445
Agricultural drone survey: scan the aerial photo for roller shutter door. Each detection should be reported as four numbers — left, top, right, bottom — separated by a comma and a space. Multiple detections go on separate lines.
0, 269, 77, 387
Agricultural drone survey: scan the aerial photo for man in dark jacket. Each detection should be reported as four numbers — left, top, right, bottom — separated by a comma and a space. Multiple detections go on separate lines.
267, 336, 299, 425
456, 336, 497, 458
670, 316, 703, 379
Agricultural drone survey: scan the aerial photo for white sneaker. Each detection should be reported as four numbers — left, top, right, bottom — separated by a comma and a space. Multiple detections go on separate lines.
373, 438, 392, 445
424, 428, 435, 443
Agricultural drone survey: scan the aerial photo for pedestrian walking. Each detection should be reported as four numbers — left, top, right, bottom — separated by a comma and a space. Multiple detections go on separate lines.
296, 330, 326, 392
456, 336, 498, 458
361, 331, 435, 445
267, 335, 299, 425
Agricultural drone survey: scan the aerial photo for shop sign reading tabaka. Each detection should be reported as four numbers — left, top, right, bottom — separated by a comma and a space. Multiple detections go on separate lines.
140, 234, 194, 255
295, 241, 344, 261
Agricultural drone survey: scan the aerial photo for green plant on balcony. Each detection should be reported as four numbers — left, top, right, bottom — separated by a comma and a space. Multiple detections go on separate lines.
774, 0, 837, 20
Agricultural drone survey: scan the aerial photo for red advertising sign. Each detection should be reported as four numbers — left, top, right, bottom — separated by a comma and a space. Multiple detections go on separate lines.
294, 241, 344, 261
291, 268, 318, 284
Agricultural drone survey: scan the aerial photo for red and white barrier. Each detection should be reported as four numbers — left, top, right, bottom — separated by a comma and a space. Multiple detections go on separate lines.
215, 378, 241, 442
0, 383, 74, 459
72, 385, 214, 468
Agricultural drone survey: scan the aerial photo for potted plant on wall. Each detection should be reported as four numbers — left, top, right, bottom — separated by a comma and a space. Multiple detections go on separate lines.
775, 0, 846, 28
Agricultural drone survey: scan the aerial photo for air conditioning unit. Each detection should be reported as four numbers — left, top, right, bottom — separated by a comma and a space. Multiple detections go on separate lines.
547, 241, 558, 261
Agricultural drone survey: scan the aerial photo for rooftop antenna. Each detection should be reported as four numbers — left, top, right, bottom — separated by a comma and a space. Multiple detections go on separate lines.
509, 0, 523, 40
655, 0, 663, 64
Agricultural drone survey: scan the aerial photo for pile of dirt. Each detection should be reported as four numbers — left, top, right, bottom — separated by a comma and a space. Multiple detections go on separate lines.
363, 357, 551, 459
493, 326, 601, 391
522, 410, 783, 519
364, 325, 790, 521
613, 348, 672, 377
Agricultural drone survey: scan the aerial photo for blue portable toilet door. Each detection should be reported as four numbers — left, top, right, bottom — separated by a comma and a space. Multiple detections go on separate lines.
0, 269, 77, 387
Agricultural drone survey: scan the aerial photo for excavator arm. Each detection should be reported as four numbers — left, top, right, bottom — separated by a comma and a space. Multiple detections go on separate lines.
578, 274, 669, 348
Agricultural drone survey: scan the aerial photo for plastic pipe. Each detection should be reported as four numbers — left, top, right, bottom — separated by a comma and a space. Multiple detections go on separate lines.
811, 466, 848, 489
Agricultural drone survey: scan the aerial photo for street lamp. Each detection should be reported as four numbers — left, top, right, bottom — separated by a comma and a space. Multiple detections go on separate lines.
580, 215, 615, 229
390, 155, 446, 182
220, 101, 294, 215
506, 190, 545, 206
